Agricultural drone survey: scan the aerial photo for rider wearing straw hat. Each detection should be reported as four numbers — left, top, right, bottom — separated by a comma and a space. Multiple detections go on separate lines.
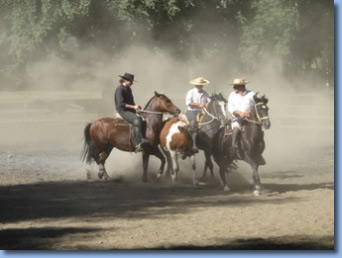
114, 72, 148, 152
227, 78, 256, 159
185, 76, 211, 152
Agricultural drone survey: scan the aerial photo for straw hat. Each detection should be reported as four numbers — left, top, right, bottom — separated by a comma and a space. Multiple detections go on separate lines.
230, 78, 250, 86
189, 77, 210, 86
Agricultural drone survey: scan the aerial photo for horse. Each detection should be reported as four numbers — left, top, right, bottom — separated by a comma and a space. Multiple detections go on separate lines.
212, 94, 271, 195
81, 91, 181, 182
196, 93, 229, 181
159, 116, 197, 185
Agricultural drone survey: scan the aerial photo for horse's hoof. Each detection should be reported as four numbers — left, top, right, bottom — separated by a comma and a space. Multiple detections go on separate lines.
253, 190, 261, 196
98, 172, 104, 179
255, 185, 262, 191
192, 179, 200, 187
104, 175, 111, 181
156, 173, 162, 179
198, 176, 207, 182
197, 181, 207, 186
223, 185, 230, 192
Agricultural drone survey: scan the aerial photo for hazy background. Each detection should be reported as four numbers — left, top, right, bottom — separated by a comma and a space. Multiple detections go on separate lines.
0, 0, 334, 181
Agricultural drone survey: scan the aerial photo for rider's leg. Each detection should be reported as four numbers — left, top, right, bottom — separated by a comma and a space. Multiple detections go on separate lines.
133, 117, 148, 149
119, 111, 147, 151
186, 111, 199, 153
231, 121, 242, 159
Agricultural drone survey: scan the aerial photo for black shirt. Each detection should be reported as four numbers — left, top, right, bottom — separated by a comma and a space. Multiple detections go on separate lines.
114, 85, 136, 113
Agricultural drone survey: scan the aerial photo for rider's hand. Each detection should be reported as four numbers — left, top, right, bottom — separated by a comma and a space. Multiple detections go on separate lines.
134, 105, 141, 110
242, 111, 250, 118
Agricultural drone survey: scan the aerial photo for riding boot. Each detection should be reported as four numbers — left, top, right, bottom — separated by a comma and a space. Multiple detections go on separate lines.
188, 124, 199, 154
230, 128, 242, 159
133, 119, 148, 152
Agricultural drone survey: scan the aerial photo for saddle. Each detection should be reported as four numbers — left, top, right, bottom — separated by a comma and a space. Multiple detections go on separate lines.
113, 113, 129, 125
224, 122, 246, 136
112, 113, 147, 148
197, 112, 205, 124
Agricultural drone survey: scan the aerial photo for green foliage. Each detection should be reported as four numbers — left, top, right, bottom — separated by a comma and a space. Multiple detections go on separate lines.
240, 0, 298, 64
0, 0, 334, 88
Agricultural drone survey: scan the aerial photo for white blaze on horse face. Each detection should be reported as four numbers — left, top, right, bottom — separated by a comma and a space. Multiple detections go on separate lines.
218, 101, 227, 119
166, 120, 188, 150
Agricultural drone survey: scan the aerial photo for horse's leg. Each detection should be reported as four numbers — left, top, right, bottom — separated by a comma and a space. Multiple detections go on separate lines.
97, 151, 111, 180
154, 146, 167, 178
244, 153, 261, 196
200, 158, 208, 181
162, 150, 173, 179
214, 154, 231, 192
219, 165, 230, 192
205, 149, 214, 180
142, 151, 150, 183
170, 151, 179, 183
189, 155, 198, 186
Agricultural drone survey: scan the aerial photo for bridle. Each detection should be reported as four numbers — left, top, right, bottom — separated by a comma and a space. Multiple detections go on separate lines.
137, 97, 176, 115
198, 100, 225, 127
244, 102, 269, 125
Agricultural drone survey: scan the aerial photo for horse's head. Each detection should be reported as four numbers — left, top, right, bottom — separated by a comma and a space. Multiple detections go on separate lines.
144, 91, 181, 115
208, 93, 228, 126
253, 94, 271, 129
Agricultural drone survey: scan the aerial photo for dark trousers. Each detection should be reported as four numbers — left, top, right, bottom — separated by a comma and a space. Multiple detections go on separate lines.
119, 111, 144, 145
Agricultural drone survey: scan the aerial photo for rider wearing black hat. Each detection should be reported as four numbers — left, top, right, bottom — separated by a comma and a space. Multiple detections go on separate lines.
114, 72, 148, 151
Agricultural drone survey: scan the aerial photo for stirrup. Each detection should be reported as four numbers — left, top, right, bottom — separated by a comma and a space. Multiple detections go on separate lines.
135, 144, 143, 152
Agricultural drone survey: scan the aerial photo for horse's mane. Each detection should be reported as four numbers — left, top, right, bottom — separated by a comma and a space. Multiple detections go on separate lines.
143, 96, 155, 110
210, 92, 227, 103
253, 93, 269, 104
143, 92, 171, 110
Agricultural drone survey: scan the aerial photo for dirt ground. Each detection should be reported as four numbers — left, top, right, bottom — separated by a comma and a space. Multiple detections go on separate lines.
0, 116, 334, 250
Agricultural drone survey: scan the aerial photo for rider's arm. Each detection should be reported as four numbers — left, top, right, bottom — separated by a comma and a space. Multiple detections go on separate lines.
189, 102, 205, 109
125, 104, 140, 110
115, 87, 140, 111
186, 90, 206, 109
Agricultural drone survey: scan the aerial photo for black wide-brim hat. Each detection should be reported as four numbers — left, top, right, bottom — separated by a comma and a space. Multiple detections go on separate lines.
118, 72, 136, 83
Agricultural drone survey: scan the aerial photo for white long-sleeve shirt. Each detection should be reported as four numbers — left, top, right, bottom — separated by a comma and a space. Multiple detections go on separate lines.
228, 90, 255, 120
186, 88, 211, 111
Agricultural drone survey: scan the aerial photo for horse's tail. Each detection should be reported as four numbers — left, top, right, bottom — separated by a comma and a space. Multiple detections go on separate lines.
81, 123, 95, 164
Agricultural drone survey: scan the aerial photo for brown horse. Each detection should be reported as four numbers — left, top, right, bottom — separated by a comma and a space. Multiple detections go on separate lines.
212, 94, 271, 195
81, 91, 181, 182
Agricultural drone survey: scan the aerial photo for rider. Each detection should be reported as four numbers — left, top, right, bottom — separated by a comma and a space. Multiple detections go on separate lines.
114, 72, 148, 152
185, 76, 211, 152
227, 78, 255, 159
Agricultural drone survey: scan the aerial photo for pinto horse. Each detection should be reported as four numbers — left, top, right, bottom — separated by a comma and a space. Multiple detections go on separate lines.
81, 91, 181, 182
212, 94, 271, 195
159, 116, 197, 185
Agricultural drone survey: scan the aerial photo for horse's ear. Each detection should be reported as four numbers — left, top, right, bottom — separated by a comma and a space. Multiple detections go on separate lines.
219, 93, 225, 101
253, 93, 258, 101
154, 91, 160, 97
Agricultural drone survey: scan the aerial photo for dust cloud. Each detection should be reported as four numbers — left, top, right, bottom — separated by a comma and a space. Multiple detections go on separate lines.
0, 12, 334, 182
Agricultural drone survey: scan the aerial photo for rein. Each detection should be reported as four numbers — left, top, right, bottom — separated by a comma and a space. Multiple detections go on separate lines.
137, 97, 170, 115
243, 103, 269, 125
198, 106, 219, 126
137, 110, 163, 115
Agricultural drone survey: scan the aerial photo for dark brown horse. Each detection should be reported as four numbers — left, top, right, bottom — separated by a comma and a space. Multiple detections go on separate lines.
212, 94, 271, 195
81, 91, 181, 182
